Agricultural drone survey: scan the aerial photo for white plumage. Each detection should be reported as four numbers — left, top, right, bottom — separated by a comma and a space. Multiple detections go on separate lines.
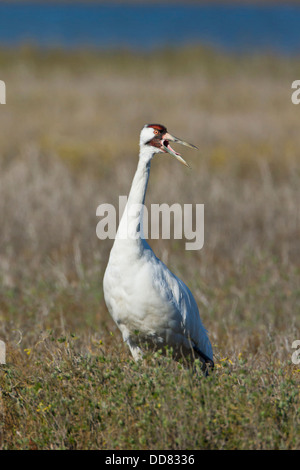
103, 124, 213, 371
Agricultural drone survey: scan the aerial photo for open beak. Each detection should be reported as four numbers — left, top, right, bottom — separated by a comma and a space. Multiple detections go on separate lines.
161, 132, 198, 168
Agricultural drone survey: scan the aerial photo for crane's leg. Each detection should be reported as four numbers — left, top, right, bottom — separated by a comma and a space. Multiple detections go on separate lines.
127, 339, 143, 362
119, 324, 143, 362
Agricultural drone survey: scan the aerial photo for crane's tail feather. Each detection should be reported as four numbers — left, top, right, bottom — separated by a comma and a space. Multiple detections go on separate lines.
193, 345, 214, 375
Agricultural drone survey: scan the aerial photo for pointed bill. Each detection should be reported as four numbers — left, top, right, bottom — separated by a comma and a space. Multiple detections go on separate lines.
167, 133, 198, 151
162, 132, 198, 168
162, 142, 190, 168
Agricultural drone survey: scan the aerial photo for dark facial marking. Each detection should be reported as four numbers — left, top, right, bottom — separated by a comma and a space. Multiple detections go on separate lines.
147, 137, 162, 148
145, 124, 167, 147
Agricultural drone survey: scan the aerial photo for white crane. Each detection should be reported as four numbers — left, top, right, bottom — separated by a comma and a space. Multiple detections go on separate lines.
103, 124, 213, 373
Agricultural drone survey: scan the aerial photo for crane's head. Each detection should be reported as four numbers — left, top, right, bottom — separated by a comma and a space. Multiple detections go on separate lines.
139, 124, 198, 168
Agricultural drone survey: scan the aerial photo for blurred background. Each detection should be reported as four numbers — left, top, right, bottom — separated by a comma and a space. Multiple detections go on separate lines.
2, 2, 300, 54
0, 1, 299, 449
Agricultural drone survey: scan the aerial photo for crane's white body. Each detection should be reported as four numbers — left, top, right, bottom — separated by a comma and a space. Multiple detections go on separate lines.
103, 126, 213, 364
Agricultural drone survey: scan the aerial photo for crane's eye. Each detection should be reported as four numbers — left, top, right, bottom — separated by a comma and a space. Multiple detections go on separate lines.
154, 130, 159, 135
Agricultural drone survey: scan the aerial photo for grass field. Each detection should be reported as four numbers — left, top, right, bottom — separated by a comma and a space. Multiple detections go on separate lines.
0, 46, 299, 449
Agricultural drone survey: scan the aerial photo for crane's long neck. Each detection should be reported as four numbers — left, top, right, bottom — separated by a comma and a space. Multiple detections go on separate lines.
114, 147, 154, 252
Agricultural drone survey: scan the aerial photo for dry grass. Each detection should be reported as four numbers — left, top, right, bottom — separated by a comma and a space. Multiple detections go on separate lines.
0, 46, 299, 449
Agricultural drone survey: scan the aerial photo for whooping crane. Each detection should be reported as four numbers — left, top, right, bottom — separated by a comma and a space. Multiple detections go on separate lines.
103, 124, 213, 373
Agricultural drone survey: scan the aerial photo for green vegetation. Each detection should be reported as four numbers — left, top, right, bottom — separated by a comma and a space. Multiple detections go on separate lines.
0, 47, 299, 449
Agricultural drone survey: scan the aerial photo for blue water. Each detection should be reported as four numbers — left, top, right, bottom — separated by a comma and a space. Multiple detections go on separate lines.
0, 2, 300, 55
